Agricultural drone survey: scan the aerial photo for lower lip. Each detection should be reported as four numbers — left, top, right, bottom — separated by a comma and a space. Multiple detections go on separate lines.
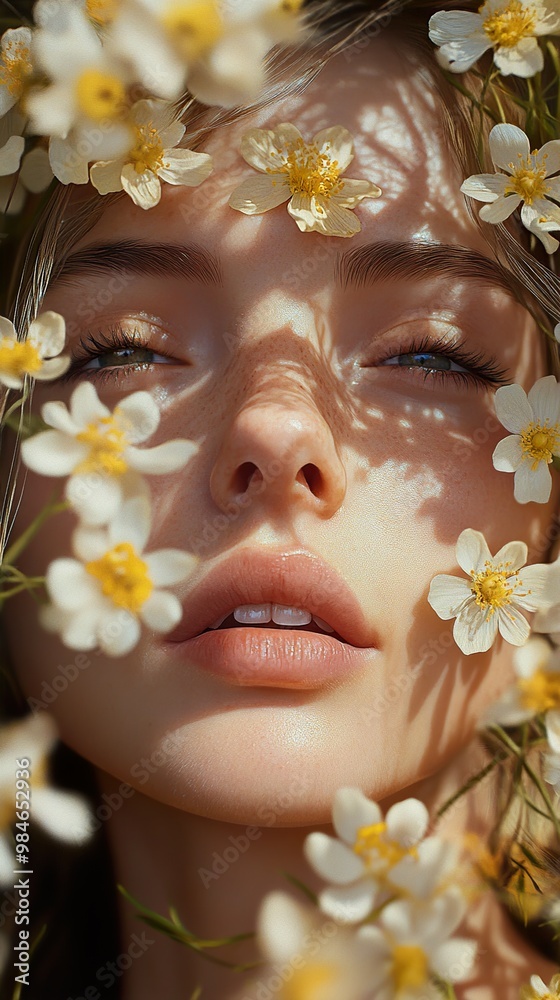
168, 627, 374, 689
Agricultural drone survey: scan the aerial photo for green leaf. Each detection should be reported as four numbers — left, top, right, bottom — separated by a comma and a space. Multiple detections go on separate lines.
280, 870, 318, 905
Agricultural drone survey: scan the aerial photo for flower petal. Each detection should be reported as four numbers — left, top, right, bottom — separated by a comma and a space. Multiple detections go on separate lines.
312, 126, 354, 172
32, 787, 92, 844
46, 558, 100, 611
97, 609, 140, 657
303, 831, 365, 884
318, 881, 377, 924
491, 539, 527, 571
454, 604, 498, 654
492, 434, 523, 473
428, 574, 472, 620
121, 163, 161, 210
456, 528, 492, 574
66, 474, 123, 527
33, 356, 71, 381
21, 430, 85, 476
528, 375, 560, 425
110, 495, 151, 551
89, 158, 125, 195
332, 178, 382, 207
158, 148, 213, 187
228, 174, 291, 214
514, 460, 552, 504
332, 787, 382, 844
27, 311, 66, 357
494, 37, 543, 77
385, 798, 429, 846
126, 440, 197, 474
460, 172, 508, 202
489, 123, 530, 171
144, 549, 198, 586
479, 194, 520, 223
115, 391, 159, 442
141, 590, 182, 632
239, 123, 303, 172
70, 382, 109, 426
494, 382, 533, 433
497, 605, 530, 646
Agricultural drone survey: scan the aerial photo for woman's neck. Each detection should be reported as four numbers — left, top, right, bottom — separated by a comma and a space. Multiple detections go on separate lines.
94, 743, 559, 999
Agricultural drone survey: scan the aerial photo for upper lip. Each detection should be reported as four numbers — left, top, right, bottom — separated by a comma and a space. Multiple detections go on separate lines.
165, 549, 376, 648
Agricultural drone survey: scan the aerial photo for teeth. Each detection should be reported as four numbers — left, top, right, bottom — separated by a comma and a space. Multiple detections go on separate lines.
234, 604, 272, 624
271, 604, 312, 626
312, 614, 335, 634
209, 603, 334, 631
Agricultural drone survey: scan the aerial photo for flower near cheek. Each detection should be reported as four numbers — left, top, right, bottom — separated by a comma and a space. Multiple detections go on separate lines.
40, 496, 197, 657
89, 98, 213, 210
229, 890, 378, 1000
427, 528, 556, 655
0, 713, 92, 886
460, 124, 560, 252
428, 0, 560, 77
0, 311, 69, 389
228, 123, 382, 237
521, 974, 560, 999
21, 382, 199, 526
482, 634, 560, 727
303, 788, 457, 924
492, 375, 560, 503
356, 891, 477, 1000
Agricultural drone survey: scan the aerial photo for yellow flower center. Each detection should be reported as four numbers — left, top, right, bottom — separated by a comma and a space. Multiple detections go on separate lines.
75, 414, 128, 476
75, 68, 125, 122
283, 964, 337, 1000
481, 0, 538, 47
130, 123, 166, 175
353, 821, 416, 868
504, 152, 550, 205
86, 542, 153, 612
519, 667, 560, 713
470, 560, 516, 616
0, 339, 42, 378
162, 1, 223, 60
0, 41, 33, 98
520, 420, 560, 469
274, 138, 344, 213
279, 0, 304, 10
86, 0, 117, 25
392, 945, 429, 991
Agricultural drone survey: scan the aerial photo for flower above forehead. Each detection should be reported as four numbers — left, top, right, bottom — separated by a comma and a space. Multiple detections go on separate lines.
228, 122, 382, 237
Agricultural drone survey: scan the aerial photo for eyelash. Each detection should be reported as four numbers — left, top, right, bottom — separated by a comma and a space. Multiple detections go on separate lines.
61, 326, 509, 390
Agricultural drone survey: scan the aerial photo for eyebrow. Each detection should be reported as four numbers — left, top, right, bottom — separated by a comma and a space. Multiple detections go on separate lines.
335, 240, 519, 297
53, 240, 223, 285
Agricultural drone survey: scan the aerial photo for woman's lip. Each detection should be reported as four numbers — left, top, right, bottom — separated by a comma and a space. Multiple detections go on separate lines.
166, 626, 376, 689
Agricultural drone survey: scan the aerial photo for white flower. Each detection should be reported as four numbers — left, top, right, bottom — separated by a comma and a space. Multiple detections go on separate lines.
41, 495, 197, 657
229, 122, 382, 237
303, 787, 455, 924
460, 124, 560, 251
21, 381, 198, 526
26, 3, 131, 141
492, 375, 560, 503
428, 0, 560, 77
229, 890, 377, 1000
555, 322, 560, 343
0, 27, 33, 117
357, 892, 477, 1000
482, 635, 560, 726
427, 528, 556, 655
521, 973, 560, 999
543, 711, 560, 792
90, 98, 212, 209
108, 0, 304, 106
0, 311, 69, 389
0, 712, 92, 885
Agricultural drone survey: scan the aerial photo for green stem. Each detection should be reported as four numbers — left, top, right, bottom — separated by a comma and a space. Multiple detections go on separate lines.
2, 496, 69, 567
488, 726, 560, 840
436, 750, 507, 820
0, 578, 45, 604
1, 386, 28, 429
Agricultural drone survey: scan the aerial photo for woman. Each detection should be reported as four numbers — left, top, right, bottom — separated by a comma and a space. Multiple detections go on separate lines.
0, 0, 560, 997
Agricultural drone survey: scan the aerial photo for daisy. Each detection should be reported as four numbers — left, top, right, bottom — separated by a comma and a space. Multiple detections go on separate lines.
26, 2, 131, 141
482, 634, 560, 726
228, 890, 378, 1000
0, 712, 92, 885
357, 891, 477, 999
0, 27, 33, 117
0, 311, 69, 390
428, 0, 560, 77
228, 122, 382, 237
41, 495, 197, 657
492, 375, 560, 504
89, 98, 213, 210
21, 381, 199, 526
521, 974, 560, 999
427, 528, 556, 655
460, 124, 560, 251
303, 787, 454, 924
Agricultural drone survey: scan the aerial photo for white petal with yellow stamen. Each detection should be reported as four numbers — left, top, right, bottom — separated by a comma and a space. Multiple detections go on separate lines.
89, 98, 213, 210
229, 122, 382, 237
492, 375, 560, 504
0, 27, 33, 117
460, 125, 560, 251
483, 634, 560, 730
21, 382, 199, 526
43, 496, 198, 657
0, 311, 70, 390
429, 0, 560, 77
428, 528, 556, 655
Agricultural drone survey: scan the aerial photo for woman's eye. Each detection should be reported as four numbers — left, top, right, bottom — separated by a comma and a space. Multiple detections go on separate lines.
82, 346, 170, 371
380, 352, 467, 373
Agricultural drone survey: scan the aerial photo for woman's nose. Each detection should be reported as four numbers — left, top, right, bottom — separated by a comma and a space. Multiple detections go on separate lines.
209, 396, 347, 518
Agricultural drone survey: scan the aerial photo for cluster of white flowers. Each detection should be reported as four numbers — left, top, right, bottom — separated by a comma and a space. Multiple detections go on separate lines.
232, 788, 477, 1000
0, 0, 305, 210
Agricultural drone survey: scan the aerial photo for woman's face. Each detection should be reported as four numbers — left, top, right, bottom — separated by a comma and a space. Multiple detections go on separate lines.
4, 36, 557, 825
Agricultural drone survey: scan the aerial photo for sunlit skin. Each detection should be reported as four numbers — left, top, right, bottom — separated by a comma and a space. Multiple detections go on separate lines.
3, 35, 560, 999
